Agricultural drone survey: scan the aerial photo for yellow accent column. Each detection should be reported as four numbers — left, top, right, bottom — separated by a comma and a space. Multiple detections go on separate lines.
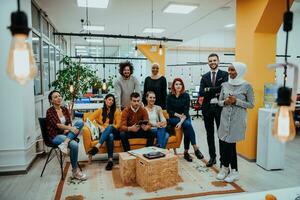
137, 44, 165, 75
236, 0, 293, 160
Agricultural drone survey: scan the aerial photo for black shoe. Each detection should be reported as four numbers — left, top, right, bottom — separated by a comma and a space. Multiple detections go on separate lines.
184, 152, 193, 162
88, 147, 99, 156
195, 149, 204, 160
105, 161, 113, 171
206, 158, 216, 167
74, 138, 80, 143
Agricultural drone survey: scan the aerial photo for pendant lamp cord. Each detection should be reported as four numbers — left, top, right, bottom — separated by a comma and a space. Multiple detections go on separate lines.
283, 0, 290, 87
17, 0, 20, 11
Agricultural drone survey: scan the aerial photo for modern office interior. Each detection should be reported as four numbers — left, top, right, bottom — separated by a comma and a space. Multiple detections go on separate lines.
0, 0, 300, 199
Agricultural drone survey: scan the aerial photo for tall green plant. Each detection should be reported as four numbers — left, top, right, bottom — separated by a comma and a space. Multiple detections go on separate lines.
51, 56, 98, 109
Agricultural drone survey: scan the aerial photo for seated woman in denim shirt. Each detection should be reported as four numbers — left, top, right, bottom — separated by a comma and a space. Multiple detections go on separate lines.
46, 90, 86, 180
145, 91, 169, 148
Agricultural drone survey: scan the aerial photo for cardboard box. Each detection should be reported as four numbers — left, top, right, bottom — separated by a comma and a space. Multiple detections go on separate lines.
119, 152, 136, 184
136, 153, 178, 192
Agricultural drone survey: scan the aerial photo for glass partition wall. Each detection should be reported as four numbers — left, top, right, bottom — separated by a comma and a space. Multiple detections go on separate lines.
31, 1, 67, 130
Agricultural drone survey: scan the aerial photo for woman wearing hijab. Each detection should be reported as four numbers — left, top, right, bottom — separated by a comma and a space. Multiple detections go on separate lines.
216, 62, 254, 183
143, 63, 167, 109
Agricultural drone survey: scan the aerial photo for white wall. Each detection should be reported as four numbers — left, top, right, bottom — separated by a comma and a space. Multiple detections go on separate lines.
0, 0, 37, 172
276, 2, 300, 92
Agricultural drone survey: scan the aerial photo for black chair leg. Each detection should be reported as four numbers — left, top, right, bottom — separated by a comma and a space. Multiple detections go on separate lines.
40, 148, 54, 177
78, 162, 82, 171
59, 150, 64, 180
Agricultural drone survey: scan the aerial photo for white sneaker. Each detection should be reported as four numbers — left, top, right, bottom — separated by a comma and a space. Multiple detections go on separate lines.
216, 166, 229, 180
72, 170, 87, 181
58, 142, 68, 154
224, 169, 240, 183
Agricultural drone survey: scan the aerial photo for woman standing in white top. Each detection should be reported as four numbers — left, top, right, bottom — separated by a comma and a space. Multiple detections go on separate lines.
145, 91, 169, 148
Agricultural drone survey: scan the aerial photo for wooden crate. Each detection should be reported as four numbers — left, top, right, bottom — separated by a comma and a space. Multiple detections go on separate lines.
136, 153, 178, 192
119, 152, 136, 184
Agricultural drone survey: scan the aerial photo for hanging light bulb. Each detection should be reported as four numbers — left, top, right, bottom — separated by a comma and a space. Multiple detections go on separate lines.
158, 43, 163, 55
272, 87, 296, 142
268, 5, 297, 143
7, 0, 37, 85
135, 45, 138, 57
268, 63, 299, 142
69, 82, 74, 93
102, 79, 107, 91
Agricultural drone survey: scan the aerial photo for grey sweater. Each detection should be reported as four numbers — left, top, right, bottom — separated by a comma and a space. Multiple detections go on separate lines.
114, 76, 140, 108
218, 82, 255, 143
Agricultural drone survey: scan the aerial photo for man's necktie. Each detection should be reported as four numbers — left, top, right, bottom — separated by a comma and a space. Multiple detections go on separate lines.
212, 71, 216, 86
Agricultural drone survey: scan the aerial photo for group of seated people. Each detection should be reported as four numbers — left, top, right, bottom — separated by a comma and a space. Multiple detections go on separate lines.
46, 77, 204, 181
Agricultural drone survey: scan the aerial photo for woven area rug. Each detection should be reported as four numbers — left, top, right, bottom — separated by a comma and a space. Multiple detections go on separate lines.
55, 155, 244, 200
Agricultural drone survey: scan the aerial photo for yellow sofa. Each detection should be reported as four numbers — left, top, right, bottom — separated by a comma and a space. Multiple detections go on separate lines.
82, 110, 183, 162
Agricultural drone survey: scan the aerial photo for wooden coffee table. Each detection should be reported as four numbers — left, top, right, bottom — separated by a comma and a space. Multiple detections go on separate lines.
118, 149, 179, 192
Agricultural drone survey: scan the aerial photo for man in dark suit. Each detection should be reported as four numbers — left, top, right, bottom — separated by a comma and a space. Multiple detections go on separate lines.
199, 53, 228, 167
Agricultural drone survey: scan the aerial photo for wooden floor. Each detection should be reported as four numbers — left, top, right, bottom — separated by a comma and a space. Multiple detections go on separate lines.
1, 117, 300, 200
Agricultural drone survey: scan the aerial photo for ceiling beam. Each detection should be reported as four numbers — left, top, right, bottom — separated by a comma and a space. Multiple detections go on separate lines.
70, 56, 147, 60
168, 46, 235, 52
54, 32, 183, 42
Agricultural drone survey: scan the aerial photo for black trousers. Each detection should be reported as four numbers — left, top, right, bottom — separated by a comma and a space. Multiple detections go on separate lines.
120, 130, 155, 151
219, 140, 238, 170
203, 104, 222, 159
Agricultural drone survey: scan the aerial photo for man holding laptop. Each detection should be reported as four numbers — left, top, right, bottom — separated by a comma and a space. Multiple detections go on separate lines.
119, 92, 155, 151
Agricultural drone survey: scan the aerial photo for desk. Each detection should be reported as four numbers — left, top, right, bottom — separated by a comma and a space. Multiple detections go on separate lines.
209, 186, 300, 200
73, 103, 102, 111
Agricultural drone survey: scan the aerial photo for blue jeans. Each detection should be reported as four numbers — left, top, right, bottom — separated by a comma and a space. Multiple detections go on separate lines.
151, 128, 169, 148
52, 120, 84, 170
168, 117, 196, 150
98, 125, 119, 158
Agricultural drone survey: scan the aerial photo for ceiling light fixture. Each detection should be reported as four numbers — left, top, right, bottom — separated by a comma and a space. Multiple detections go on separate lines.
143, 27, 165, 34
83, 25, 105, 31
224, 23, 235, 28
7, 0, 37, 85
75, 46, 87, 49
132, 40, 147, 44
85, 38, 103, 43
163, 3, 198, 14
77, 0, 109, 8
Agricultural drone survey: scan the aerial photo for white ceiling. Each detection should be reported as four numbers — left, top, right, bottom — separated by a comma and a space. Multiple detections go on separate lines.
35, 0, 236, 56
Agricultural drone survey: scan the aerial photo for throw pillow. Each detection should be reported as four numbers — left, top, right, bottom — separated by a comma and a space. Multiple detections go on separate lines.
85, 118, 99, 140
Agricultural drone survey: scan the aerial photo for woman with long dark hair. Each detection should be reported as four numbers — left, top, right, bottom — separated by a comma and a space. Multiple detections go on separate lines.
87, 94, 121, 170
46, 90, 87, 180
166, 78, 204, 162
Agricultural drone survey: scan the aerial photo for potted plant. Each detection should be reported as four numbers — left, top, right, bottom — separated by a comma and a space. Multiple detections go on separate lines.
91, 77, 102, 94
51, 56, 98, 111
